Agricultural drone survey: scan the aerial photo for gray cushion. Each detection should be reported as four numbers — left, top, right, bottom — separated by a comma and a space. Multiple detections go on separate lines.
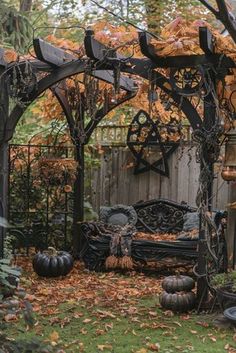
183, 212, 199, 232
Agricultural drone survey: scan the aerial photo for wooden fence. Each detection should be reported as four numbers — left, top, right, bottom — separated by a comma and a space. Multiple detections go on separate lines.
86, 125, 230, 212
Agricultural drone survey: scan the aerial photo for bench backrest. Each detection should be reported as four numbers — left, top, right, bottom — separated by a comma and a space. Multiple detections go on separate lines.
133, 199, 196, 233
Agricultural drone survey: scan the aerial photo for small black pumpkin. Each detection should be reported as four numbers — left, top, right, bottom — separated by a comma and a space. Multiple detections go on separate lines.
162, 274, 195, 293
32, 247, 73, 277
160, 291, 196, 313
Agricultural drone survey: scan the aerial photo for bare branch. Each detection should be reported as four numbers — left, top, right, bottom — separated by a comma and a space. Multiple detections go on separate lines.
215, 0, 236, 44
90, 0, 161, 39
199, 0, 236, 44
216, 0, 230, 17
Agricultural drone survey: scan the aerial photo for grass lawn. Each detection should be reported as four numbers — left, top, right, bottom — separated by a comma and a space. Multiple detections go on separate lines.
3, 259, 236, 353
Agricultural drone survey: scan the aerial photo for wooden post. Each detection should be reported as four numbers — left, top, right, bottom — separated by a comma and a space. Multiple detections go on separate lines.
72, 96, 85, 258
72, 143, 85, 258
196, 71, 216, 305
226, 182, 236, 268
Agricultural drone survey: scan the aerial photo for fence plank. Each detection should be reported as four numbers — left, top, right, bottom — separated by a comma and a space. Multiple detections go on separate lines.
85, 145, 229, 212
187, 147, 200, 207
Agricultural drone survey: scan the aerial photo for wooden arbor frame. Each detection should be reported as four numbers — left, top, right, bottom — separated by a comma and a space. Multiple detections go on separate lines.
0, 25, 236, 304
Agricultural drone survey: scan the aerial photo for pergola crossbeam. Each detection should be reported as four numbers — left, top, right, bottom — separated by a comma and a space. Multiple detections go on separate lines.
199, 27, 214, 55
33, 38, 77, 66
92, 70, 136, 92
138, 30, 236, 68
33, 38, 136, 92
84, 30, 126, 61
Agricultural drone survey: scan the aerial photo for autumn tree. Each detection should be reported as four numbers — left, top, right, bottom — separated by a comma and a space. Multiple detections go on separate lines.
0, 0, 78, 51
144, 0, 214, 34
81, 0, 215, 35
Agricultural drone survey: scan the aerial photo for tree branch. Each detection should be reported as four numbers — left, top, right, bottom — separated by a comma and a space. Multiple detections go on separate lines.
198, 0, 218, 17
215, 0, 236, 44
199, 0, 236, 45
90, 0, 161, 39
20, 0, 33, 12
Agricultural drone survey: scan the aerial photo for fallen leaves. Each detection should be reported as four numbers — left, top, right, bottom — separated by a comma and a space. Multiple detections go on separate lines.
132, 329, 138, 336
83, 318, 92, 324
80, 328, 88, 335
95, 329, 105, 335
136, 345, 160, 353
105, 322, 113, 331
148, 311, 158, 317
146, 342, 160, 351
196, 321, 209, 328
3, 49, 18, 63
225, 344, 236, 353
17, 260, 164, 318
163, 310, 174, 317
73, 312, 84, 319
135, 349, 148, 353
180, 315, 191, 320
4, 313, 18, 322
10, 257, 236, 353
173, 321, 182, 327
190, 330, 197, 334
97, 344, 113, 351
96, 309, 116, 319
49, 330, 60, 346
134, 232, 176, 242
208, 334, 217, 342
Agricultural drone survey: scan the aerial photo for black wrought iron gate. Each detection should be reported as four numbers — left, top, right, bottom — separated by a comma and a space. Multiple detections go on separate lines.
8, 144, 75, 252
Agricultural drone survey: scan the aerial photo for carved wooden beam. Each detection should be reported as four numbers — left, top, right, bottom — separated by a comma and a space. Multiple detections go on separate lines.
84, 29, 125, 61
92, 70, 136, 92
199, 27, 214, 55
33, 38, 77, 66
33, 38, 136, 92
138, 30, 235, 68
138, 31, 159, 61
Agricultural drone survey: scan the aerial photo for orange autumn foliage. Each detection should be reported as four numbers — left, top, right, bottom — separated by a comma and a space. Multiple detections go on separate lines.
3, 18, 233, 131
3, 49, 18, 63
150, 17, 236, 60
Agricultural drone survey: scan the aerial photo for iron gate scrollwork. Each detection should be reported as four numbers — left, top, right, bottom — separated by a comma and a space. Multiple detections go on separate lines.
8, 143, 76, 252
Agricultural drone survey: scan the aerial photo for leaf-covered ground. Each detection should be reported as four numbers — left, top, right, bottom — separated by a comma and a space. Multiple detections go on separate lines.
3, 259, 236, 353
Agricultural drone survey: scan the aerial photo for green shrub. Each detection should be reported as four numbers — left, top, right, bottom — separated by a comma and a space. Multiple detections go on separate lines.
211, 271, 236, 292
0, 258, 21, 299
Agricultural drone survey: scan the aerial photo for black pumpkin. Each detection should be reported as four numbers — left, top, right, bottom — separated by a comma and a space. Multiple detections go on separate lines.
32, 248, 73, 277
160, 291, 196, 313
162, 274, 195, 293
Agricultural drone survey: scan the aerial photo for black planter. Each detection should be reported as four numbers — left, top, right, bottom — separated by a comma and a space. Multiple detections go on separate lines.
216, 286, 236, 310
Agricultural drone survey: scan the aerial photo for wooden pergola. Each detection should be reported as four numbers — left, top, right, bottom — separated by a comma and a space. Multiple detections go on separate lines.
0, 20, 236, 305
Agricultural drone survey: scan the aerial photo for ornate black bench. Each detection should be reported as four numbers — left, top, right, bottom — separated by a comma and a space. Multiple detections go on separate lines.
133, 199, 196, 233
80, 199, 227, 272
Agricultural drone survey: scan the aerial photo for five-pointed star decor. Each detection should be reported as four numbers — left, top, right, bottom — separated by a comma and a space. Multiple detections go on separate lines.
127, 110, 180, 177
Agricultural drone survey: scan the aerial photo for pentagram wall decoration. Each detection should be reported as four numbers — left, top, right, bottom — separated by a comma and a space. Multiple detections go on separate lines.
127, 110, 180, 177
